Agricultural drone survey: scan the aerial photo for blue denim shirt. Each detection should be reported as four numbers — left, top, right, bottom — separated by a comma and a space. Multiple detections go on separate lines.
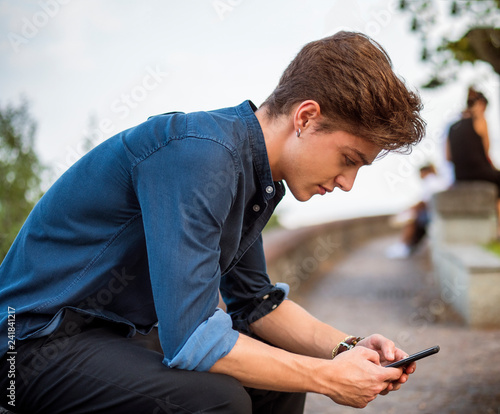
0, 100, 289, 371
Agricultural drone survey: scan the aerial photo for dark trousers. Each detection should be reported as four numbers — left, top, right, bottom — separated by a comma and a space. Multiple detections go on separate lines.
0, 310, 305, 414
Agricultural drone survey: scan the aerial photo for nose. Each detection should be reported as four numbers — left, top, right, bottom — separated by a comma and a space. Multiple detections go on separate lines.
334, 170, 358, 192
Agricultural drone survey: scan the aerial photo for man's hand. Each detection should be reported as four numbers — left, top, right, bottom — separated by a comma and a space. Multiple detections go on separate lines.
356, 334, 416, 393
325, 346, 404, 408
237, 301, 415, 408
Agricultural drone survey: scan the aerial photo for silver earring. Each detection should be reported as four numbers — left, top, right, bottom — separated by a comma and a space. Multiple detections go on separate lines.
296, 128, 301, 137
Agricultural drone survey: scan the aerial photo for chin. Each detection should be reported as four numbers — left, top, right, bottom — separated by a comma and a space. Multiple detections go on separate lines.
291, 190, 313, 202
285, 181, 314, 202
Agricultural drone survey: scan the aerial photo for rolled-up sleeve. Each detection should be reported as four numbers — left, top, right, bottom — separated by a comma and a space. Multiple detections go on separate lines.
133, 137, 240, 371
220, 235, 289, 334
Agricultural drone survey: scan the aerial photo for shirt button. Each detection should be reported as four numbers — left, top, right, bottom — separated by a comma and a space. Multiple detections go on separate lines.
266, 186, 274, 194
271, 304, 278, 310
253, 204, 261, 212
262, 294, 269, 300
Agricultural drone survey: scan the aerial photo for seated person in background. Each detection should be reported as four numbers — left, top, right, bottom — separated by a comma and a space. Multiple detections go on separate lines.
386, 164, 448, 259
447, 87, 500, 194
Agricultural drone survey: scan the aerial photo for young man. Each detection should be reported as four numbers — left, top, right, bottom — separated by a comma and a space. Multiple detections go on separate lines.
0, 31, 425, 413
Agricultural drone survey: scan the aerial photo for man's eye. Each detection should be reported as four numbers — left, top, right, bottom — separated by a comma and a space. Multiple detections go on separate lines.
345, 156, 356, 166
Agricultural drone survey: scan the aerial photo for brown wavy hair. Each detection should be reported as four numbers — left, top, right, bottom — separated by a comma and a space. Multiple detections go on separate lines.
466, 87, 488, 108
261, 31, 425, 155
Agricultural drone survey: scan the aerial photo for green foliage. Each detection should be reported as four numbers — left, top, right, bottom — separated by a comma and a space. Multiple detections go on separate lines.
399, 0, 500, 88
444, 35, 479, 64
445, 28, 500, 74
263, 213, 282, 233
0, 99, 44, 261
485, 240, 500, 257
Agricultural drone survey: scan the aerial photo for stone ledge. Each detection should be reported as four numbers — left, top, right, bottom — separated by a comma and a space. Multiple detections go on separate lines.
442, 244, 500, 272
429, 180, 500, 328
263, 215, 397, 302
432, 243, 500, 328
432, 181, 497, 217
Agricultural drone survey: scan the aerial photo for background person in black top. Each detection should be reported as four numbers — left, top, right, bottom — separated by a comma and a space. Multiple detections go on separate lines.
446, 87, 500, 193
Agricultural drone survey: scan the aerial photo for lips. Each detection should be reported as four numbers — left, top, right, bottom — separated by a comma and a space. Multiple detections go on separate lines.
318, 185, 334, 195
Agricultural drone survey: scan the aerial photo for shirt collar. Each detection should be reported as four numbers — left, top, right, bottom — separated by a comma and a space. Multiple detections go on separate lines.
236, 100, 283, 201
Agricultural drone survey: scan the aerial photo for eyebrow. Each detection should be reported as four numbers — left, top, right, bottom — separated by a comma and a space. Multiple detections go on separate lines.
347, 147, 372, 166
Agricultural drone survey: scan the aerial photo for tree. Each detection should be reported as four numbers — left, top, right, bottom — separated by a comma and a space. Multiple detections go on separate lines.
0, 99, 45, 262
399, 0, 500, 88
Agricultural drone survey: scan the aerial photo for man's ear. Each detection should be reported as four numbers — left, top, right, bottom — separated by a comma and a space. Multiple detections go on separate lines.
293, 100, 321, 133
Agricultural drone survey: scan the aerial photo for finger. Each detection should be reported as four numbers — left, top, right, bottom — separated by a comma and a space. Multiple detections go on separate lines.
378, 382, 391, 396
384, 349, 409, 367
381, 340, 397, 361
404, 361, 417, 374
380, 380, 397, 395
395, 372, 409, 384
391, 382, 403, 391
393, 348, 408, 362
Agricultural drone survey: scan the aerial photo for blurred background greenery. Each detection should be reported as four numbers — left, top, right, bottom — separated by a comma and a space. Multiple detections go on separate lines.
399, 0, 499, 94
0, 100, 44, 261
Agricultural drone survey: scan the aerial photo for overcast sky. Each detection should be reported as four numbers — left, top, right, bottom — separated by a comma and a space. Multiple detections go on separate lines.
1, 0, 499, 228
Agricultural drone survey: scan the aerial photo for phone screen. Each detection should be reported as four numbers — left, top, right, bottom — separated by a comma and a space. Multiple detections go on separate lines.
385, 345, 440, 368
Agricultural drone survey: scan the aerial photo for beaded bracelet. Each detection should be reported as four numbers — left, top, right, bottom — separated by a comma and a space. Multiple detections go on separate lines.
331, 336, 364, 359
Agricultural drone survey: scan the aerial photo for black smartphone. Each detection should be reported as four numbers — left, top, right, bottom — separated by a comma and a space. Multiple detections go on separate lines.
385, 345, 440, 368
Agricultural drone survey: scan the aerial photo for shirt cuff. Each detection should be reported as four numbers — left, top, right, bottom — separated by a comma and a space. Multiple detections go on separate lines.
163, 308, 239, 371
230, 283, 289, 334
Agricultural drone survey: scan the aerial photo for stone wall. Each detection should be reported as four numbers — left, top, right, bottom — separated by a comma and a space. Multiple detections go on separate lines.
431, 181, 498, 244
430, 181, 500, 328
263, 215, 398, 303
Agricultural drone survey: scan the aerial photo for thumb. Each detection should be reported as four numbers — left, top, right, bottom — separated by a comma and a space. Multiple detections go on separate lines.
384, 366, 404, 382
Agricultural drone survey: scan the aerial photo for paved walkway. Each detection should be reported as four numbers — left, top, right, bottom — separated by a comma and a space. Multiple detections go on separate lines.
300, 234, 500, 414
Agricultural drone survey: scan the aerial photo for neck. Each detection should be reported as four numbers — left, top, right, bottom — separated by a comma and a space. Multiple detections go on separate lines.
470, 109, 484, 121
255, 107, 292, 181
